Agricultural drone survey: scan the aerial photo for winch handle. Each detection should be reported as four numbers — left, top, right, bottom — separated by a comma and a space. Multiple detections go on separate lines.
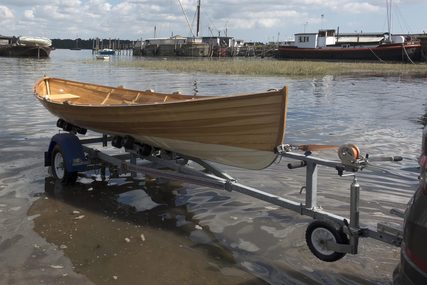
366, 154, 403, 162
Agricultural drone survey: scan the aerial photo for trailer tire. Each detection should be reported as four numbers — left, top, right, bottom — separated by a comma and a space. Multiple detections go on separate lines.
305, 220, 349, 262
51, 144, 78, 185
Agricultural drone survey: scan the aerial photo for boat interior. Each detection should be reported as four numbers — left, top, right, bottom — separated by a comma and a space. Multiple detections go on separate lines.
35, 77, 213, 106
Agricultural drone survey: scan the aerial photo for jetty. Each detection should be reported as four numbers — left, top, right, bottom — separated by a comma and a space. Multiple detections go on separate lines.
91, 37, 133, 56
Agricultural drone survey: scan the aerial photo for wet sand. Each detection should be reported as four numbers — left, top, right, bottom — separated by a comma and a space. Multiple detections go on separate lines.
28, 178, 268, 285
0, 170, 92, 284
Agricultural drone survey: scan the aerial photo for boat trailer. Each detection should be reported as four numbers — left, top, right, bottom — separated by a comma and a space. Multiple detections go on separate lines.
44, 131, 405, 263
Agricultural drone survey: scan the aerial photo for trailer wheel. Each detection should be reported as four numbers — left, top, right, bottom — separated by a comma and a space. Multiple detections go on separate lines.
305, 220, 349, 262
51, 144, 77, 185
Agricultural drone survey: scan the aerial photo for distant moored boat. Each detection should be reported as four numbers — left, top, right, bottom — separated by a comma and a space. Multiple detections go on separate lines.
98, 48, 115, 55
277, 29, 421, 62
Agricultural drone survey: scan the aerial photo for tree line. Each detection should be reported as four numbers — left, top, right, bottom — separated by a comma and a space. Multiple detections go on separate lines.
51, 38, 135, 49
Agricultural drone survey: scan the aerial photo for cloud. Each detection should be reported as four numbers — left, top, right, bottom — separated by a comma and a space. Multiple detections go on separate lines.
225, 9, 302, 30
0, 5, 14, 19
85, 0, 112, 12
24, 9, 34, 19
0, 0, 425, 41
340, 2, 381, 13
1, 0, 50, 7
0, 5, 15, 29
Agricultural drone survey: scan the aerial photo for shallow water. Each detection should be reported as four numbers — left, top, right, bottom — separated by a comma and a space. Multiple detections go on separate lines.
1, 50, 426, 285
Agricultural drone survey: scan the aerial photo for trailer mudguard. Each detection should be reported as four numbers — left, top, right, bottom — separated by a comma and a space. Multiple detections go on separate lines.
44, 133, 87, 172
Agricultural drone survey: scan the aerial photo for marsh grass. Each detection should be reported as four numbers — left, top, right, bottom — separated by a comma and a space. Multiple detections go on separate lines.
115, 58, 427, 77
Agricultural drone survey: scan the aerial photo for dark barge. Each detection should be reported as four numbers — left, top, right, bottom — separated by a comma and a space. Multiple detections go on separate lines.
277, 30, 421, 62
277, 43, 421, 62
0, 35, 52, 58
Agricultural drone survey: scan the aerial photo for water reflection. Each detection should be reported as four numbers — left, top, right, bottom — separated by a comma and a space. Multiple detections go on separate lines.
311, 75, 334, 98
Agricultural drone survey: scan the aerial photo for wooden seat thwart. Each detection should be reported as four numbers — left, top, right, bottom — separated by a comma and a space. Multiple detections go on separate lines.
47, 93, 80, 101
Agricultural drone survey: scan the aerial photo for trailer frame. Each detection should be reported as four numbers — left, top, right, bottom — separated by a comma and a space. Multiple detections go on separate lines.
45, 132, 405, 262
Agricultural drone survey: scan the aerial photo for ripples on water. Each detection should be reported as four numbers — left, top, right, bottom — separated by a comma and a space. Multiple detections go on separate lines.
1, 50, 426, 285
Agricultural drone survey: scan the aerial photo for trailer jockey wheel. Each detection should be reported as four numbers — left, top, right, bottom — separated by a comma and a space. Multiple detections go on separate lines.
51, 145, 77, 185
305, 220, 349, 262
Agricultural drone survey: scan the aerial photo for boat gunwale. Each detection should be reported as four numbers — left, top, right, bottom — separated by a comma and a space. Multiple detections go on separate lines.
34, 77, 287, 108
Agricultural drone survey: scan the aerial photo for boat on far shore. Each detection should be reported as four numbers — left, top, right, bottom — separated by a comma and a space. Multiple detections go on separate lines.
0, 35, 52, 58
277, 29, 421, 62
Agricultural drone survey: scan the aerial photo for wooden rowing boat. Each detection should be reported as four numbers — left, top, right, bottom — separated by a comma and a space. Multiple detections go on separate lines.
34, 77, 288, 170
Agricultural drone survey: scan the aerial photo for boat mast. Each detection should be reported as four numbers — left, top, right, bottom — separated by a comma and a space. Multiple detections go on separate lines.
177, 0, 195, 37
386, 0, 392, 42
196, 0, 201, 37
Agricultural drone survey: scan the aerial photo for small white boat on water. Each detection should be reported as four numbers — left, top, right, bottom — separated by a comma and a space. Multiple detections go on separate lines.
98, 48, 115, 55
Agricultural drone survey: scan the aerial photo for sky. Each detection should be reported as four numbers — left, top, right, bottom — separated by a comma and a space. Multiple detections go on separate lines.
0, 0, 426, 42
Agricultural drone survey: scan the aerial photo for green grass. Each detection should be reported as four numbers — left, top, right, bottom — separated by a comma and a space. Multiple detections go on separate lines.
114, 58, 427, 77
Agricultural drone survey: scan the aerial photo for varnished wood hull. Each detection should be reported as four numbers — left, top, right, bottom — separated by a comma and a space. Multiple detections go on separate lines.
34, 77, 288, 170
